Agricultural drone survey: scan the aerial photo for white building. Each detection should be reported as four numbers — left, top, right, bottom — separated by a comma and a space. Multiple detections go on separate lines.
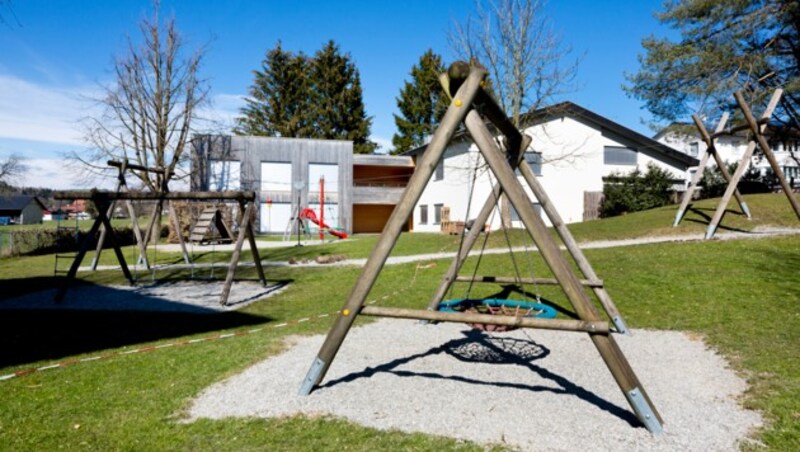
654, 123, 800, 183
406, 102, 699, 232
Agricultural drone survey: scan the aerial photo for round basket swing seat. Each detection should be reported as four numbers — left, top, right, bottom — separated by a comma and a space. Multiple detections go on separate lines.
437, 298, 557, 332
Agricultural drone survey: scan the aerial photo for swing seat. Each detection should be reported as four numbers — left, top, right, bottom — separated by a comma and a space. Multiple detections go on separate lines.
438, 298, 557, 332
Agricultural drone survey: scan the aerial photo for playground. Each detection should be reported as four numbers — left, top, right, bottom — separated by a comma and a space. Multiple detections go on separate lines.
1, 194, 798, 449
1, 62, 799, 449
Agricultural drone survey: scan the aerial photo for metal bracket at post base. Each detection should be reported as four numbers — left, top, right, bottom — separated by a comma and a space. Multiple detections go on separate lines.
299, 357, 326, 396
672, 209, 685, 228
626, 387, 663, 434
740, 202, 751, 219
704, 224, 718, 240
612, 316, 630, 336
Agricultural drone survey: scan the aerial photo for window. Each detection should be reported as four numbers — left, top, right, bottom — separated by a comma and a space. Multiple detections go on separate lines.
434, 160, 444, 180
603, 146, 637, 165
434, 203, 443, 224
516, 152, 542, 176
510, 203, 542, 221
209, 160, 240, 190
689, 142, 699, 157
419, 205, 428, 225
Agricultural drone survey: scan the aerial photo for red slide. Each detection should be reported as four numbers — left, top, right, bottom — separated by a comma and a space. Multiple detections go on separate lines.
299, 208, 348, 239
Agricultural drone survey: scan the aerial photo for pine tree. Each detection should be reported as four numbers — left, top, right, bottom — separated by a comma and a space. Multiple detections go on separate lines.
309, 40, 376, 154
235, 41, 312, 137
625, 0, 799, 128
391, 50, 448, 154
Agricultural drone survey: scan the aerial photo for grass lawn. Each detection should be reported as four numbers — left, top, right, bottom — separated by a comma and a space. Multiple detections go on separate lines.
0, 193, 799, 449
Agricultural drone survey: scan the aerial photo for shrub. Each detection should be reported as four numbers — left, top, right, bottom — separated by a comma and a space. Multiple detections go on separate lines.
601, 163, 675, 217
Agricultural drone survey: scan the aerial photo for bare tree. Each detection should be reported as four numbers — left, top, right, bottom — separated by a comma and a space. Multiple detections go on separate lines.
449, 0, 579, 227
78, 3, 207, 240
450, 0, 578, 126
0, 154, 25, 185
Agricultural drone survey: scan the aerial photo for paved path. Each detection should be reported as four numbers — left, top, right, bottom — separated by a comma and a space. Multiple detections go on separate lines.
79, 226, 800, 273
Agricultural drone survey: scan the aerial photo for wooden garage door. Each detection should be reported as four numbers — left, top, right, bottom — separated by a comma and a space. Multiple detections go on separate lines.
353, 204, 409, 233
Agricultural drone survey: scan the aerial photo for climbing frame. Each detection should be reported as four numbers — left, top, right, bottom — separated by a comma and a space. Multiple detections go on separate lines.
298, 62, 663, 434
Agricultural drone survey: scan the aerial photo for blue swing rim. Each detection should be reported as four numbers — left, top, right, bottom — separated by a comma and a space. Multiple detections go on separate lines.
437, 298, 557, 319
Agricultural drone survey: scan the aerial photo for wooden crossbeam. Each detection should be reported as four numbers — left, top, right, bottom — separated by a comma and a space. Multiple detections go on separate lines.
360, 306, 609, 333
454, 275, 604, 287
54, 191, 256, 201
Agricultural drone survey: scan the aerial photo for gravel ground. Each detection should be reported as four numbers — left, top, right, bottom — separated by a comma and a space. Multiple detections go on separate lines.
187, 319, 762, 451
0, 280, 287, 313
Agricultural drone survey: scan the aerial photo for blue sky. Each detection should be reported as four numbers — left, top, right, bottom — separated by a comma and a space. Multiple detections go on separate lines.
0, 0, 673, 189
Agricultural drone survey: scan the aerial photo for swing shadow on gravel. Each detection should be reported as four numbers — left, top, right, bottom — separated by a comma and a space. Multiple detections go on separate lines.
0, 279, 285, 368
320, 328, 639, 427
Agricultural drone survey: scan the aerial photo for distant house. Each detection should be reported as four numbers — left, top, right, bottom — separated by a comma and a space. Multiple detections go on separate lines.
404, 101, 699, 231
0, 195, 47, 225
654, 123, 800, 184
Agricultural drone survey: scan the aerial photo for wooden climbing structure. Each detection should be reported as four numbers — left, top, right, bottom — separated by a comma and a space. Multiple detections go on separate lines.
298, 62, 663, 434
673, 89, 800, 238
189, 206, 234, 244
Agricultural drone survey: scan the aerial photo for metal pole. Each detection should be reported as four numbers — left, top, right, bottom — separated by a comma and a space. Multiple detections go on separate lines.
298, 66, 487, 396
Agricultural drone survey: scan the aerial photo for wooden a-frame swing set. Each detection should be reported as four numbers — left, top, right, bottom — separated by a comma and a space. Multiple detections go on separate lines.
53, 159, 267, 306
298, 62, 663, 434
673, 89, 800, 238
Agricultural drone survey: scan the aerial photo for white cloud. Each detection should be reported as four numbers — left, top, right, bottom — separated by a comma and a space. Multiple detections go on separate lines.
0, 72, 246, 145
371, 136, 393, 154
0, 73, 99, 146
195, 93, 246, 132
17, 158, 112, 190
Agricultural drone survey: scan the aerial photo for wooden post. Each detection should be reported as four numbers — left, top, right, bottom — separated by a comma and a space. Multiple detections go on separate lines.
465, 107, 662, 432
360, 306, 609, 333
220, 202, 253, 306
54, 198, 134, 302
240, 198, 267, 286
54, 214, 105, 303
96, 203, 134, 284
704, 89, 783, 238
673, 112, 737, 227
168, 201, 191, 265
298, 66, 487, 396
735, 90, 800, 219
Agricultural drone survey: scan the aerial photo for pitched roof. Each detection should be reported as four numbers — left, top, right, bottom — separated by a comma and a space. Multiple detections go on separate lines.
404, 101, 700, 167
0, 195, 46, 212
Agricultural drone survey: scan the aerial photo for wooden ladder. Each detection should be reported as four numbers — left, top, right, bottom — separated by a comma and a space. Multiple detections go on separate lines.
189, 207, 232, 244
